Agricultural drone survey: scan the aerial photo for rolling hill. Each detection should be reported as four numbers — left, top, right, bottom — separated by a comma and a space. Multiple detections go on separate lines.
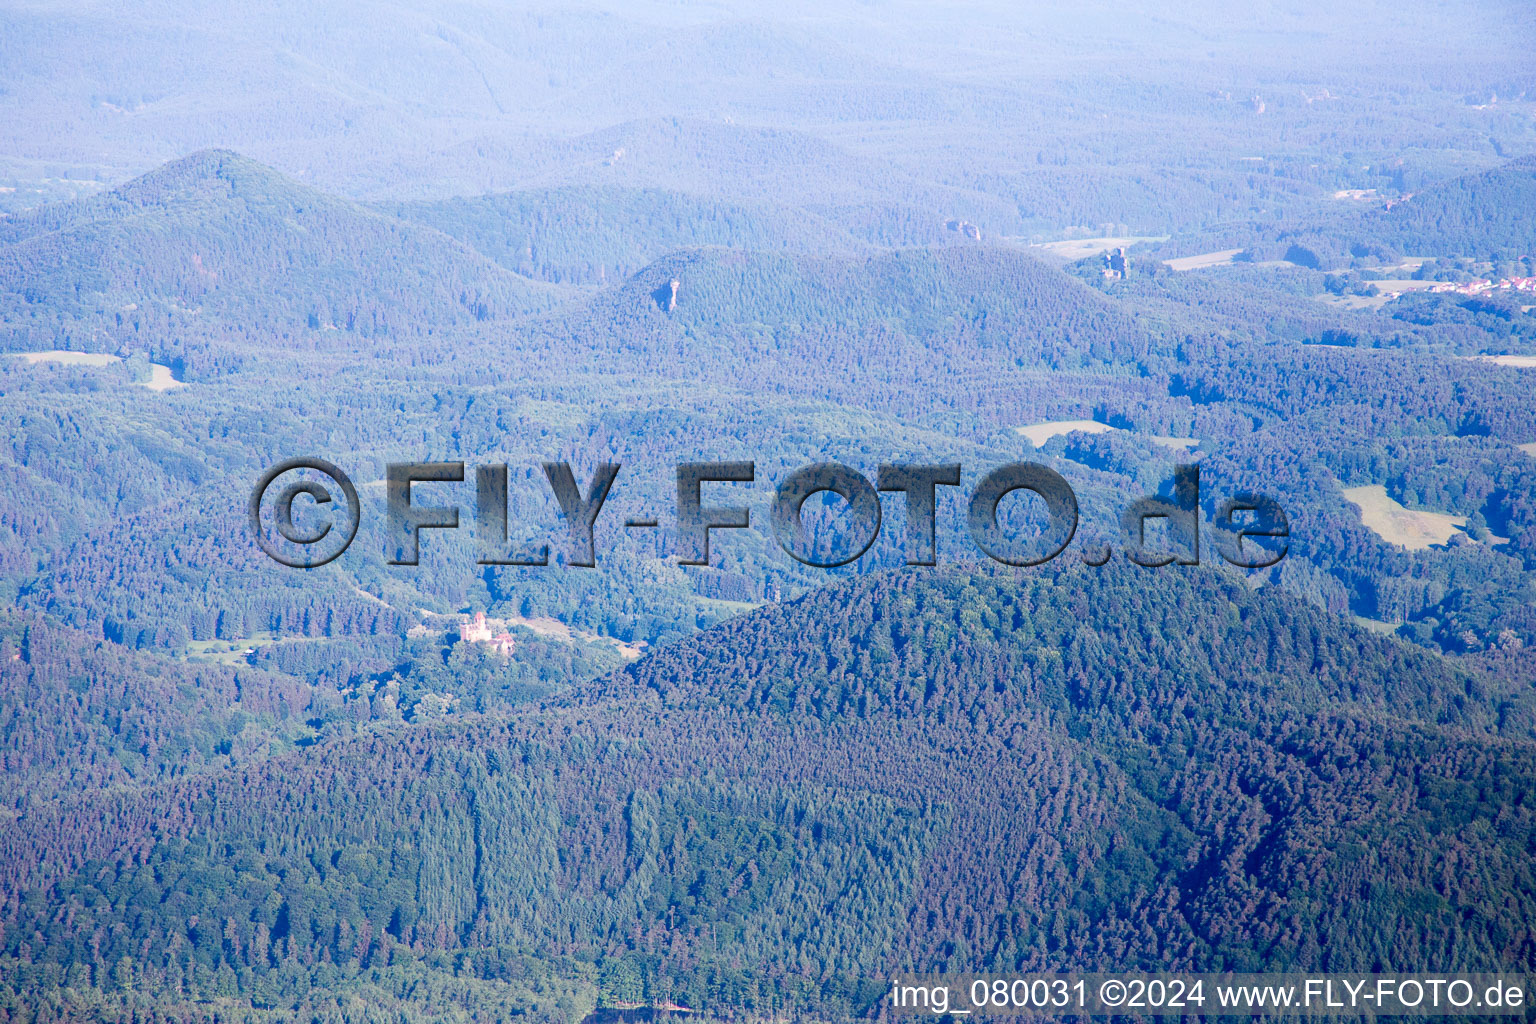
387, 185, 866, 285
3, 565, 1532, 1020
532, 242, 1155, 375
1358, 154, 1536, 259
0, 150, 560, 350
1151, 156, 1536, 270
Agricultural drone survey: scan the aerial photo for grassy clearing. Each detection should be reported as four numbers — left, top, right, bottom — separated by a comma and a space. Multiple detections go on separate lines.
1343, 484, 1466, 550
183, 632, 281, 664
1467, 354, 1536, 368
143, 363, 186, 390
1015, 420, 1199, 453
1015, 419, 1114, 446
1027, 235, 1167, 260
1165, 248, 1242, 271
15, 350, 120, 367
12, 350, 185, 388
500, 614, 648, 660
1318, 292, 1393, 310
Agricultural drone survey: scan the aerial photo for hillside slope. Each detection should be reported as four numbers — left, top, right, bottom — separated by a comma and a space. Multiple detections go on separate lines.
387, 185, 867, 284
0, 150, 558, 348
1358, 155, 1536, 259
3, 566, 1532, 1019
1155, 156, 1536, 269
532, 243, 1154, 375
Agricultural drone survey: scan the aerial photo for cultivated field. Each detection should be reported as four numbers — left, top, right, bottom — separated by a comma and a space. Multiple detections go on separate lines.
143, 363, 185, 390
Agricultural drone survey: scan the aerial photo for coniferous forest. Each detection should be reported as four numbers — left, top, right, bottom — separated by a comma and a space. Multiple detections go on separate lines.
1, 2, 1535, 1021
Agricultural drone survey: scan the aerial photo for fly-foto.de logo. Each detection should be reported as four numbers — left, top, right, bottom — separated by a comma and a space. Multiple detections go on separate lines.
250, 459, 1288, 570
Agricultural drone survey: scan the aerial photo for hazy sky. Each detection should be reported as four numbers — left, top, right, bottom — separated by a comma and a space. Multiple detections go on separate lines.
1, 0, 1531, 200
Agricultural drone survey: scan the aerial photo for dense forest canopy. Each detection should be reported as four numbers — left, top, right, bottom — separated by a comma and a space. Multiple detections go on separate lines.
1, 0, 1535, 1020
4, 566, 1535, 1022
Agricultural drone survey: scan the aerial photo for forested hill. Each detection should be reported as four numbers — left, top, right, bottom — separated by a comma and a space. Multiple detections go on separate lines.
406, 116, 1027, 248
532, 244, 1153, 374
0, 150, 558, 349
1358, 154, 1536, 259
4, 566, 1533, 1021
386, 185, 868, 285
596, 563, 1519, 732
1152, 155, 1536, 269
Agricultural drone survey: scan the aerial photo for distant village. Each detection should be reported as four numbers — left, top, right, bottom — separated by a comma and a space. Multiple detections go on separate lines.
1424, 275, 1536, 298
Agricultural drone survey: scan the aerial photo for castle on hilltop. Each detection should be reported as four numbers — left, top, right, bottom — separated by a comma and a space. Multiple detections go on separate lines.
461, 612, 516, 657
